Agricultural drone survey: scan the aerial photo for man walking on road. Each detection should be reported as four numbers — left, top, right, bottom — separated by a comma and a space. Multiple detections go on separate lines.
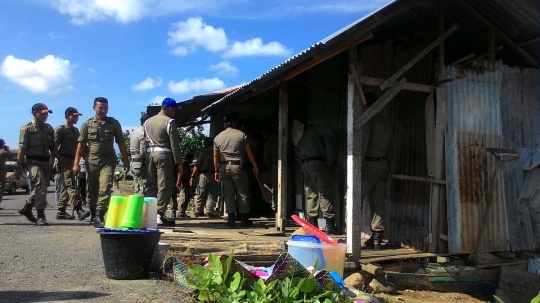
0, 139, 14, 209
297, 124, 342, 235
190, 137, 219, 216
130, 114, 150, 196
55, 107, 91, 221
144, 98, 183, 227
17, 103, 65, 226
73, 97, 129, 228
213, 113, 259, 228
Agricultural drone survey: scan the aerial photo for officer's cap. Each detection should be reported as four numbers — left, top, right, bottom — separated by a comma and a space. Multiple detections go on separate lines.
65, 107, 82, 116
32, 103, 53, 114
162, 98, 178, 109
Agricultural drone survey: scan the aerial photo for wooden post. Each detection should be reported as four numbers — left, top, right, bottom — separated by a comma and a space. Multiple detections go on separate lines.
434, 86, 447, 251
346, 47, 362, 265
276, 82, 289, 231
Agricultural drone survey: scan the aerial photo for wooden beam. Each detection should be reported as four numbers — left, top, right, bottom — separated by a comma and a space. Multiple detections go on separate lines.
392, 174, 446, 185
345, 47, 363, 265
360, 76, 434, 93
380, 24, 459, 90
354, 78, 406, 130
276, 82, 289, 231
519, 36, 540, 47
488, 29, 496, 61
437, 0, 445, 79
454, 0, 538, 67
462, 46, 503, 65
432, 86, 447, 253
349, 63, 367, 106
425, 92, 436, 250
450, 54, 475, 66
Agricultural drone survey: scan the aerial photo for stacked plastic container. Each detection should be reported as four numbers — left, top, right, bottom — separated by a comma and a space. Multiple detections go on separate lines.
104, 195, 158, 230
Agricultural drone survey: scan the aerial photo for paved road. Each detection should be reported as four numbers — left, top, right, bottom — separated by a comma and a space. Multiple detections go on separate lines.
0, 186, 182, 303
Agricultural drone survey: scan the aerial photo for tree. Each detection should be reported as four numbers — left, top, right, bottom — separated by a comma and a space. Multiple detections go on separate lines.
178, 125, 205, 157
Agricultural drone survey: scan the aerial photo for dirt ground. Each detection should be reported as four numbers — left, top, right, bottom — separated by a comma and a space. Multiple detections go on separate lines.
373, 290, 490, 303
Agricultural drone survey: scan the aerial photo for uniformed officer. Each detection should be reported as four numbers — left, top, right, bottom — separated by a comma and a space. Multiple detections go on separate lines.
16, 103, 65, 226
144, 98, 183, 226
0, 139, 14, 209
297, 124, 341, 235
190, 137, 219, 216
262, 130, 278, 210
55, 107, 91, 220
130, 114, 151, 195
361, 92, 392, 250
178, 153, 194, 217
214, 112, 259, 228
73, 97, 129, 228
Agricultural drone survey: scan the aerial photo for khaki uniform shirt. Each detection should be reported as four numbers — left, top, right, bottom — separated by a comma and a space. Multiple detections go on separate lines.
196, 148, 214, 172
297, 125, 336, 166
144, 112, 182, 165
362, 113, 392, 157
213, 127, 248, 162
19, 120, 56, 157
0, 149, 14, 171
129, 126, 146, 161
55, 123, 79, 155
263, 135, 278, 165
78, 117, 123, 165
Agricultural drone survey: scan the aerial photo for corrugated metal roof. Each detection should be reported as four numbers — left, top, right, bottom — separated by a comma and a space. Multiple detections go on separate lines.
445, 61, 510, 254
201, 0, 538, 114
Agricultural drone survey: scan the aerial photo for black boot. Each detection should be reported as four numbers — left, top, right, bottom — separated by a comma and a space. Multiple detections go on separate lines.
373, 232, 383, 250
56, 208, 76, 220
324, 218, 343, 235
74, 205, 91, 221
225, 213, 236, 228
157, 212, 176, 227
307, 217, 319, 228
93, 209, 105, 228
240, 213, 253, 227
364, 233, 375, 249
18, 203, 37, 223
36, 209, 49, 226
89, 208, 96, 225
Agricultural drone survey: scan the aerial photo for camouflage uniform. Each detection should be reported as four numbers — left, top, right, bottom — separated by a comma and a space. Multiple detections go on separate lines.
194, 147, 219, 215
78, 117, 123, 212
55, 124, 79, 211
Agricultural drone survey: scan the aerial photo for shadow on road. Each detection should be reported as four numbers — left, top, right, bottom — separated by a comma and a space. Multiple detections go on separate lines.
0, 290, 109, 302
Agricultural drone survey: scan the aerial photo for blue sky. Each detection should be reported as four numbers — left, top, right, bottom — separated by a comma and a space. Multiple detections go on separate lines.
0, 0, 391, 148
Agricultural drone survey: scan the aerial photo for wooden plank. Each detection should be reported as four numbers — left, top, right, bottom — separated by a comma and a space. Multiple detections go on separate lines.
360, 252, 446, 264
499, 265, 540, 291
362, 263, 385, 276
450, 53, 475, 65
477, 260, 529, 269
495, 289, 532, 303
392, 174, 446, 185
433, 86, 447, 252
354, 78, 406, 129
519, 37, 540, 47
437, 0, 445, 79
345, 47, 362, 264
493, 252, 516, 260
425, 91, 436, 251
349, 63, 367, 106
454, 0, 538, 67
380, 24, 458, 90
276, 82, 289, 231
360, 76, 434, 93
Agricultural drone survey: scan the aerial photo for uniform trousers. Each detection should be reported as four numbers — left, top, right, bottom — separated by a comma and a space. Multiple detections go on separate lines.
361, 160, 388, 232
146, 151, 174, 214
87, 162, 115, 211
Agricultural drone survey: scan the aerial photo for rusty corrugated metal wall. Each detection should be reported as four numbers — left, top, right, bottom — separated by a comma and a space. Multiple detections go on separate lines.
500, 66, 540, 252
445, 61, 510, 254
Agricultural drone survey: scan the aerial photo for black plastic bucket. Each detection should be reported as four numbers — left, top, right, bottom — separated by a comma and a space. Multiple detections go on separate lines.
99, 231, 161, 280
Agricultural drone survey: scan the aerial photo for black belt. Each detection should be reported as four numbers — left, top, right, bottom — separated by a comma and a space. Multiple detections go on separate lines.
301, 156, 325, 164
199, 170, 216, 173
26, 155, 50, 161
60, 154, 75, 159
364, 156, 387, 161
221, 161, 241, 165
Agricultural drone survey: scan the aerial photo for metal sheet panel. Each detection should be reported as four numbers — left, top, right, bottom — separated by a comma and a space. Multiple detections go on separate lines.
445, 61, 510, 254
500, 66, 540, 252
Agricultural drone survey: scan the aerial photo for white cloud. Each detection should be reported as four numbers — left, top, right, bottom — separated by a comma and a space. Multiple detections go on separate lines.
167, 17, 228, 55
0, 55, 73, 93
88, 67, 96, 73
148, 95, 167, 105
49, 32, 66, 39
131, 77, 163, 91
51, 0, 148, 25
170, 46, 189, 56
168, 78, 225, 94
208, 61, 238, 77
223, 38, 292, 58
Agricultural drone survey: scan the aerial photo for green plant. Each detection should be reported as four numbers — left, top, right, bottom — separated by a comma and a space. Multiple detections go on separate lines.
185, 251, 353, 303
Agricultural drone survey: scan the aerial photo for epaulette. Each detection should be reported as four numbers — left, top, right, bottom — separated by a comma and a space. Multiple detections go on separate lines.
21, 121, 33, 131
